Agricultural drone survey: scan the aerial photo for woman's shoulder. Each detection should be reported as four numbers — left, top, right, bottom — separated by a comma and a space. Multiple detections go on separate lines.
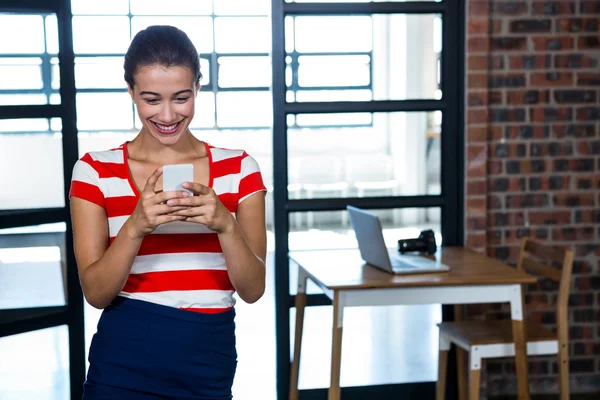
73, 143, 128, 178
205, 142, 254, 163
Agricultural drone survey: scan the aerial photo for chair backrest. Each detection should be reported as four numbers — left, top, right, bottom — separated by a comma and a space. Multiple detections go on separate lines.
516, 238, 574, 344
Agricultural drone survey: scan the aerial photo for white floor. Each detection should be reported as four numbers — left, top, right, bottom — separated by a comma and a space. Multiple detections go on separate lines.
0, 229, 441, 400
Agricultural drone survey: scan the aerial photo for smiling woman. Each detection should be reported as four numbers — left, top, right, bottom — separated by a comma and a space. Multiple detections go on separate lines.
69, 25, 268, 399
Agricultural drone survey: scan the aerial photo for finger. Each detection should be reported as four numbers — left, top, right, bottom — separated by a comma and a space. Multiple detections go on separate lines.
153, 190, 191, 205
152, 204, 190, 216
169, 206, 206, 217
182, 181, 211, 195
155, 215, 188, 225
142, 167, 163, 195
165, 196, 202, 207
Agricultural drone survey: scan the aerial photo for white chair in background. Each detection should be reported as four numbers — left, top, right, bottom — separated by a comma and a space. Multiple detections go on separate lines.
290, 156, 348, 229
344, 153, 400, 224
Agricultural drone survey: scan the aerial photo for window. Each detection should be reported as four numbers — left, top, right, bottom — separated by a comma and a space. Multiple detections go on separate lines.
0, 1, 380, 133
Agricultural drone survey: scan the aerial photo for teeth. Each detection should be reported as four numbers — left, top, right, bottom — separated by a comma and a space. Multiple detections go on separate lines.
155, 122, 178, 131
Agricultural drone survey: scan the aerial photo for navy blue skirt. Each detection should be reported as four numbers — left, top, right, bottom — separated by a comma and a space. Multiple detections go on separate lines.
83, 296, 237, 400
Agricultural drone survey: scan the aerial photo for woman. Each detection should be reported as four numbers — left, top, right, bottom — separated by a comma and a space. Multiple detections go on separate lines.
69, 25, 267, 399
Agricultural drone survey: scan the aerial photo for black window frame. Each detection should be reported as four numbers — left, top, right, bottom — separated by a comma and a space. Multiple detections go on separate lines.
271, 1, 465, 399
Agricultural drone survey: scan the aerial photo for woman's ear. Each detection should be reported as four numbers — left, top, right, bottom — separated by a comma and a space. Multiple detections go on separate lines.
128, 86, 135, 104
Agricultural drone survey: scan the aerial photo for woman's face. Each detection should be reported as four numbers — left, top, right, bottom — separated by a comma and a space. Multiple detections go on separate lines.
129, 65, 199, 146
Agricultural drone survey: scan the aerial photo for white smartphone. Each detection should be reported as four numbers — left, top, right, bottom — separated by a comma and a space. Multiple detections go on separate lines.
162, 164, 194, 195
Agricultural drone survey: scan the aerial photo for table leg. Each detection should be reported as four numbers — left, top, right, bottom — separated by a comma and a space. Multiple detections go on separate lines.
289, 267, 309, 400
510, 285, 530, 400
329, 290, 344, 400
453, 304, 468, 400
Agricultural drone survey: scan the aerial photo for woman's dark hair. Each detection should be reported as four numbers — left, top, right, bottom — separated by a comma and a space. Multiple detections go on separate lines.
124, 25, 202, 89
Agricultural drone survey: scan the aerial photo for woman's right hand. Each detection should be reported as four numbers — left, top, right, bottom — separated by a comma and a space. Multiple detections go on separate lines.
127, 167, 190, 239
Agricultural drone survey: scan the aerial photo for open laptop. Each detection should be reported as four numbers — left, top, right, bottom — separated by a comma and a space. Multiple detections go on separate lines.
347, 206, 449, 275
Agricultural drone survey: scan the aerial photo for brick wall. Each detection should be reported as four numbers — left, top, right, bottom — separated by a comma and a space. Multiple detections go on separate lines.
464, 0, 600, 397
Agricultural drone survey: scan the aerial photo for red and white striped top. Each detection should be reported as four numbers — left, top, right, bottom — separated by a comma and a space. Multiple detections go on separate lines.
69, 141, 266, 313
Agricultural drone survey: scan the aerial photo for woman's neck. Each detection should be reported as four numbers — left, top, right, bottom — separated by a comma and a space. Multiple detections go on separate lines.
128, 129, 206, 165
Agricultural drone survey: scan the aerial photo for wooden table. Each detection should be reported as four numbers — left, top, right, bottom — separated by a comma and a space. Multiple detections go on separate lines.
288, 247, 537, 400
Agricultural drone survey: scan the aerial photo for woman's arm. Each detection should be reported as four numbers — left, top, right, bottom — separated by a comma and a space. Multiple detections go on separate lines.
71, 167, 189, 309
217, 193, 267, 304
71, 197, 143, 309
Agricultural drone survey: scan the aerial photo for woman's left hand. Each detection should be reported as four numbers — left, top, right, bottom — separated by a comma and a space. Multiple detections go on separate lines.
166, 182, 235, 233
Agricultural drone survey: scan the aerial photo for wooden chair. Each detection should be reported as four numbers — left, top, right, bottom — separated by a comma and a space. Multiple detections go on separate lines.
436, 238, 574, 400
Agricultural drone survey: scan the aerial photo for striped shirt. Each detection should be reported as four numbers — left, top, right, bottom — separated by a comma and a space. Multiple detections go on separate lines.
69, 141, 266, 313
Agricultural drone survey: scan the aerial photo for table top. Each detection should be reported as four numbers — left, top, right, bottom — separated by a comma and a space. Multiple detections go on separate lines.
289, 246, 537, 290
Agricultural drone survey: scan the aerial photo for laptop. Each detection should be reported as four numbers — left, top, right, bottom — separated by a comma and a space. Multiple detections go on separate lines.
347, 206, 450, 275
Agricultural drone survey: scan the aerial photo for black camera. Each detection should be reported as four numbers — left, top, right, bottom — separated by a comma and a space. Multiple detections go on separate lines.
397, 229, 437, 255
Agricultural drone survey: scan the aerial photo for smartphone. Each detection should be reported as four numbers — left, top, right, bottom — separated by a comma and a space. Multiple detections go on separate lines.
162, 164, 194, 195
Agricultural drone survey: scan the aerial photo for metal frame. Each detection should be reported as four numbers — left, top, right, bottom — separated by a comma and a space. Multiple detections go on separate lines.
272, 0, 465, 399
0, 1, 85, 399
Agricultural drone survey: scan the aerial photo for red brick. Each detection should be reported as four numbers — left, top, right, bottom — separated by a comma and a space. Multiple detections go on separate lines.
487, 229, 502, 245
470, 1, 490, 16
468, 108, 488, 124
468, 37, 490, 52
467, 180, 487, 196
467, 126, 487, 142
468, 216, 487, 230
530, 107, 573, 123
468, 92, 488, 106
531, 72, 574, 86
531, 1, 576, 15
555, 54, 599, 68
529, 211, 573, 225
467, 232, 487, 248
509, 54, 551, 70
467, 144, 486, 162
577, 73, 600, 86
469, 18, 490, 35
552, 226, 595, 241
467, 197, 487, 214
468, 73, 488, 89
487, 160, 503, 174
578, 36, 600, 49
553, 193, 595, 207
506, 89, 550, 104
532, 36, 575, 51
467, 159, 486, 178
487, 126, 504, 141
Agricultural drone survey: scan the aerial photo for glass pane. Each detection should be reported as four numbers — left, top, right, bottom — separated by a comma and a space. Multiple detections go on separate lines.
0, 126, 65, 209
0, 326, 69, 399
200, 58, 210, 85
190, 92, 216, 128
216, 91, 272, 128
0, 94, 48, 106
51, 57, 60, 89
214, 17, 270, 53
45, 15, 59, 54
74, 57, 126, 89
214, 0, 270, 15
72, 16, 131, 54
218, 56, 270, 88
130, 0, 212, 15
0, 58, 43, 89
292, 89, 372, 103
0, 14, 45, 54
0, 223, 67, 309
288, 14, 442, 101
71, 0, 129, 14
294, 16, 372, 53
77, 92, 132, 131
287, 111, 441, 199
298, 55, 370, 87
131, 16, 213, 53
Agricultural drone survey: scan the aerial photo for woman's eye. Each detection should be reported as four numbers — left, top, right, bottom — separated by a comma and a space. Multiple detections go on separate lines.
175, 97, 190, 103
144, 98, 159, 104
